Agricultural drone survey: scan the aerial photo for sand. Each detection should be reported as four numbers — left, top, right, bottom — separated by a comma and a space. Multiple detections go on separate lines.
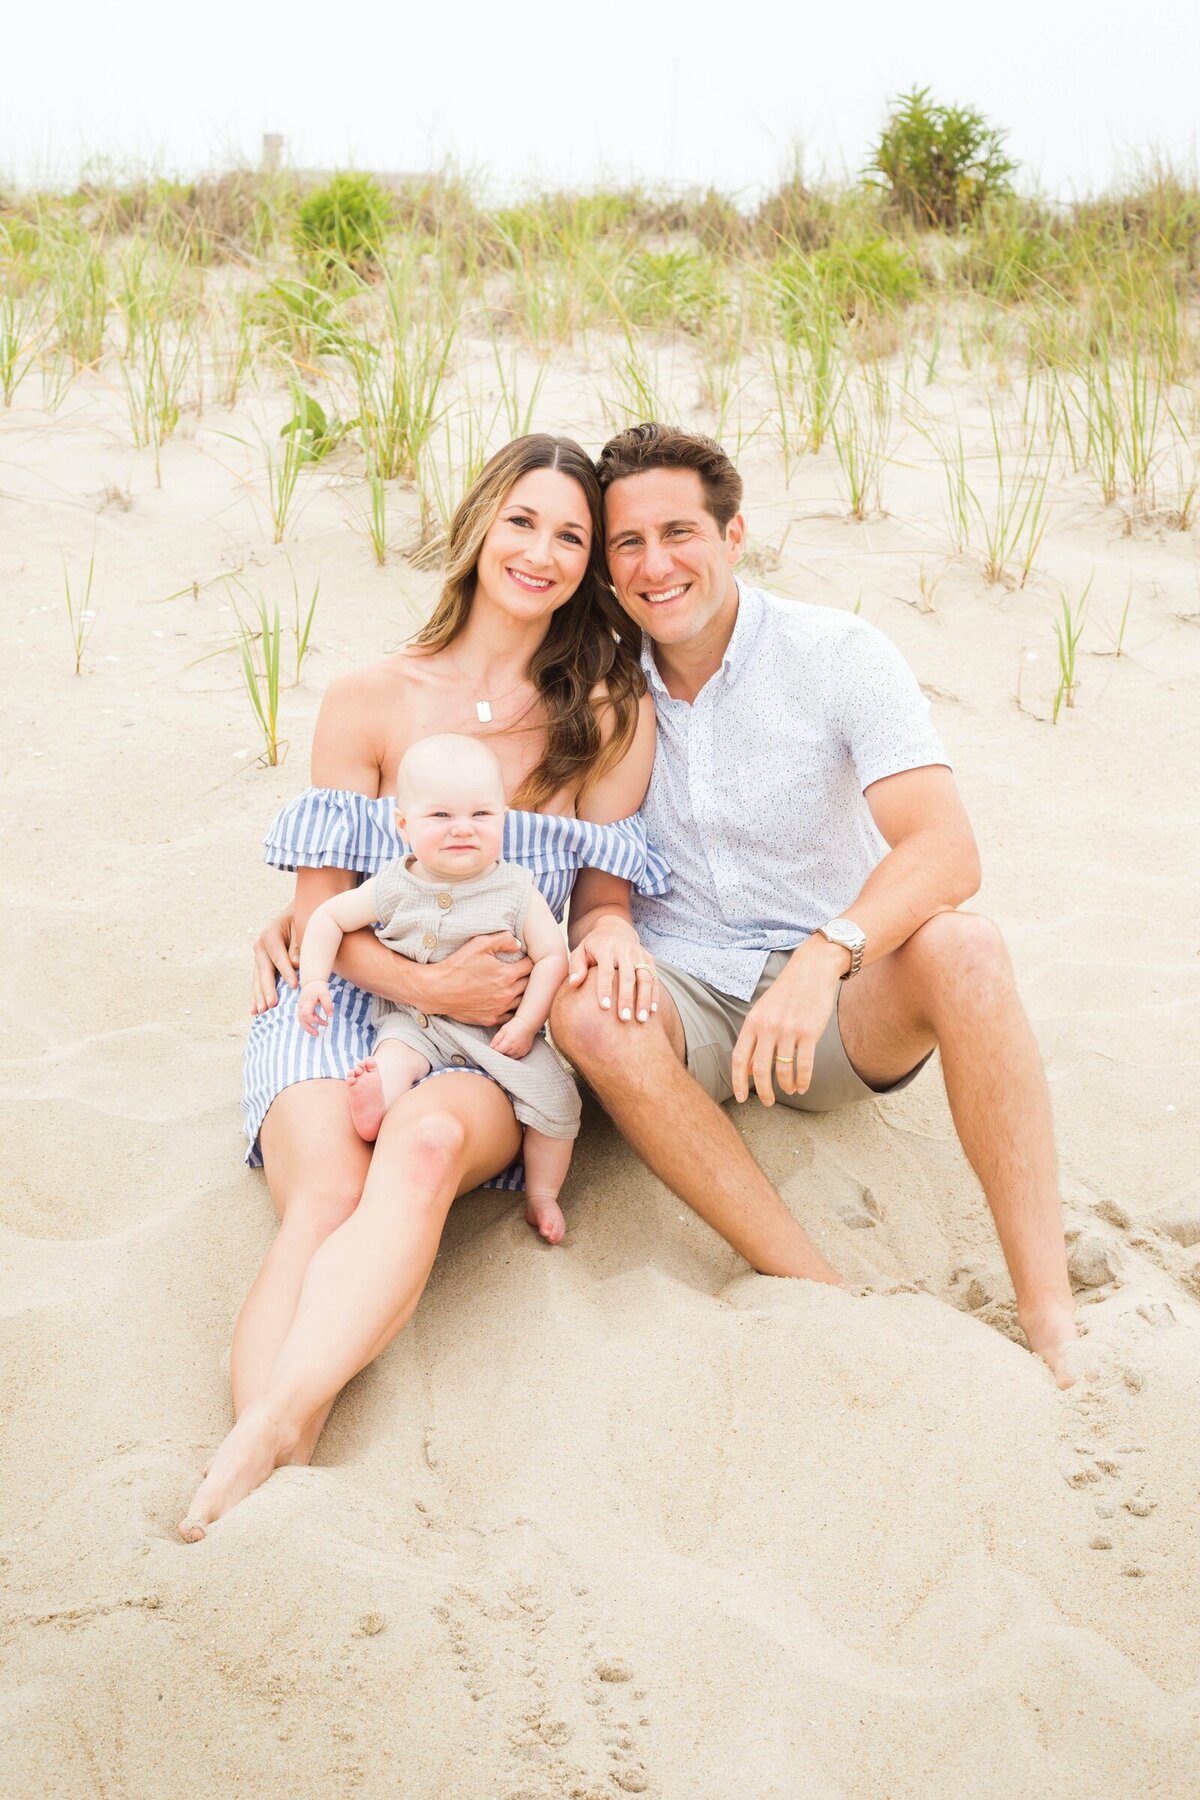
2, 339, 1199, 1799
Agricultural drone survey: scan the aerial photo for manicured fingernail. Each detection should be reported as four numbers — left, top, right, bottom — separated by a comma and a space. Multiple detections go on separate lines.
600, 996, 611, 1008
637, 1009, 648, 1021
620, 1008, 631, 1021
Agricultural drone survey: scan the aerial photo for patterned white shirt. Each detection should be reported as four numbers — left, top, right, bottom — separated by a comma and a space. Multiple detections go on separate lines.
631, 581, 949, 999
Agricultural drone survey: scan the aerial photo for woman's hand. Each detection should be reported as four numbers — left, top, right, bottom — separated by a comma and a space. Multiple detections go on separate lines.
417, 933, 533, 1027
251, 906, 299, 1014
567, 918, 658, 1023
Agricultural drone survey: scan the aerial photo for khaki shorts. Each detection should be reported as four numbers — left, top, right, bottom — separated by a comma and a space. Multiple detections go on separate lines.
655, 949, 932, 1111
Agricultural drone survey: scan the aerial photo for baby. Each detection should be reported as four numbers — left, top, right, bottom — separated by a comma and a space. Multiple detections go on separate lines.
298, 734, 580, 1244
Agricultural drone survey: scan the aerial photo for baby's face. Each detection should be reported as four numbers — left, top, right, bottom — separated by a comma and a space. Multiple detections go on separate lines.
398, 771, 505, 879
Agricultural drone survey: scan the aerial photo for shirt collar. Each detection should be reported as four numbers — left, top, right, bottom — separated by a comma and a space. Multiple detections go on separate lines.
639, 578, 765, 697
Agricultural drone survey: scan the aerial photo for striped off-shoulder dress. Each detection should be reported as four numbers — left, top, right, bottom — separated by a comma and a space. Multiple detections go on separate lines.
241, 787, 671, 1190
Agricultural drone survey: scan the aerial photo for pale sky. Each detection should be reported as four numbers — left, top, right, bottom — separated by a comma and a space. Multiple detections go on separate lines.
6, 0, 1197, 200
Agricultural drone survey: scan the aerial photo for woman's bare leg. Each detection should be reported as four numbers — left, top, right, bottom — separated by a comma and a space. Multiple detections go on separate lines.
181, 1075, 521, 1538
231, 1081, 372, 1442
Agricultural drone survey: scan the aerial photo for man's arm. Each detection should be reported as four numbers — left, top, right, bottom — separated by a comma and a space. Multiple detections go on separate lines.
731, 764, 981, 1103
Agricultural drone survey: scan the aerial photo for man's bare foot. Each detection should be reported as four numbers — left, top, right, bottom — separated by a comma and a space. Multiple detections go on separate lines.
178, 1401, 300, 1541
1020, 1302, 1083, 1388
346, 1059, 387, 1142
524, 1192, 566, 1245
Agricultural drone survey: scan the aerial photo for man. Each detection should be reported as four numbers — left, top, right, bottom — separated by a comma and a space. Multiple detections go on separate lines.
552, 423, 1079, 1385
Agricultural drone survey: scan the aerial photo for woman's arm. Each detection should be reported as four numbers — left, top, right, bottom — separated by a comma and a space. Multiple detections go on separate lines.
566, 691, 660, 1022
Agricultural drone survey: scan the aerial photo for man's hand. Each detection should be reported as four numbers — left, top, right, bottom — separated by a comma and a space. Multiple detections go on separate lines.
731, 937, 849, 1104
567, 919, 658, 1024
419, 933, 533, 1027
490, 1016, 536, 1059
252, 906, 299, 1013
298, 980, 334, 1036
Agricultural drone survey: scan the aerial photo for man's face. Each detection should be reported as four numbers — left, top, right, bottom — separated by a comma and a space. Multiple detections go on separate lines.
603, 468, 744, 653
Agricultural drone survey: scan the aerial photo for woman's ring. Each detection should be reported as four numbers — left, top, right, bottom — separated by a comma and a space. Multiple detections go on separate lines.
633, 962, 654, 974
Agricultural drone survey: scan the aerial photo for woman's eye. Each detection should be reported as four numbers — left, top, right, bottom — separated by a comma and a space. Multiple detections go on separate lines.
561, 532, 584, 547
509, 514, 532, 528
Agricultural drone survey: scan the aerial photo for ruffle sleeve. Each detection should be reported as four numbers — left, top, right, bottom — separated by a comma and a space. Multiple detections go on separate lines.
509, 810, 672, 899
262, 787, 403, 874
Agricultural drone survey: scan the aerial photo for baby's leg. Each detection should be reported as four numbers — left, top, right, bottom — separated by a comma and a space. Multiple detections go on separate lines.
346, 1042, 431, 1143
521, 1130, 573, 1245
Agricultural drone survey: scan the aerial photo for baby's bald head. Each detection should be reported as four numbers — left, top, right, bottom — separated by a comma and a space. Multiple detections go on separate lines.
395, 734, 506, 814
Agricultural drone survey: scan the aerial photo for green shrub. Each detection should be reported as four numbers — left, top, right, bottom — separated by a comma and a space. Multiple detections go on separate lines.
295, 172, 391, 275
868, 87, 1017, 229
776, 237, 923, 327
619, 249, 724, 331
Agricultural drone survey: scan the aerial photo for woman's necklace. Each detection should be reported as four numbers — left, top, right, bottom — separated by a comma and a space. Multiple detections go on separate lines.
444, 647, 535, 725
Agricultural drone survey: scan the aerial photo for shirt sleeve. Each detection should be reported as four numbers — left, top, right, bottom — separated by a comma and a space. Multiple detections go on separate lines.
834, 621, 950, 791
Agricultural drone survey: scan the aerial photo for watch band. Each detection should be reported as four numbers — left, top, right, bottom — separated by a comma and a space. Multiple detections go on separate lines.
818, 919, 866, 979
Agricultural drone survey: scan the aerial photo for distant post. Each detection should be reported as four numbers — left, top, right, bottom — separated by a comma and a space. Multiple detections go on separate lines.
262, 134, 283, 173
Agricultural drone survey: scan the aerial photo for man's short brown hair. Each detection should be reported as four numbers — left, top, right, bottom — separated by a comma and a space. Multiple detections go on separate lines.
596, 423, 744, 534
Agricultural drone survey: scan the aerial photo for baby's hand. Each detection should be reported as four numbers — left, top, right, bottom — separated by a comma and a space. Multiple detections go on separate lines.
491, 1017, 534, 1058
298, 980, 334, 1036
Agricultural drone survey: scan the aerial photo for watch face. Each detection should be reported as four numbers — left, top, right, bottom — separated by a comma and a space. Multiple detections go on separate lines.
825, 920, 864, 948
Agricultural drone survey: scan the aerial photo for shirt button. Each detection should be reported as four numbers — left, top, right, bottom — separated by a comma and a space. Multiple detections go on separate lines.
450, 1054, 467, 1066
421, 932, 437, 949
415, 1012, 429, 1029
436, 892, 453, 910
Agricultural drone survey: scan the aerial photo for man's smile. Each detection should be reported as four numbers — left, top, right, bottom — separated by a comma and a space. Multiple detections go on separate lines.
641, 582, 691, 605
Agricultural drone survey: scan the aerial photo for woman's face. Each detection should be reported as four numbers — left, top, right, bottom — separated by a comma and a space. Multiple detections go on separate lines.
473, 468, 594, 624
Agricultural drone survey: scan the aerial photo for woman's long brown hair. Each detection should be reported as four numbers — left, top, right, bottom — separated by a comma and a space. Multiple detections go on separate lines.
411, 435, 645, 811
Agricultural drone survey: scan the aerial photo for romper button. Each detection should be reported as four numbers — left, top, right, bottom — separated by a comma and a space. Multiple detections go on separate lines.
415, 1013, 429, 1029
450, 1054, 466, 1066
436, 892, 453, 910
421, 932, 437, 949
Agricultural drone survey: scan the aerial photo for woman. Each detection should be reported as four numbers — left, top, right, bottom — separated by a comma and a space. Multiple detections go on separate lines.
180, 435, 663, 1539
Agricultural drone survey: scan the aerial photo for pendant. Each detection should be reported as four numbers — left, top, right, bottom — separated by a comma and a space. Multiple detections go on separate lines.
476, 700, 492, 723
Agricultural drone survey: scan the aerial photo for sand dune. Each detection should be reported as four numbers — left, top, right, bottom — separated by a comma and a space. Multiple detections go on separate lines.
2, 352, 1199, 1798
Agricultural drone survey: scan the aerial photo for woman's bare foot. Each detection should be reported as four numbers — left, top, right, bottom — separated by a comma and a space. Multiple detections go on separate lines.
524, 1191, 566, 1245
346, 1059, 387, 1142
178, 1401, 300, 1541
1020, 1302, 1083, 1389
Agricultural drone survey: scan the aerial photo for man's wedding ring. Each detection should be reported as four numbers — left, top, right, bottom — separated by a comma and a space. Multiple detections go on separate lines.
774, 1053, 796, 1064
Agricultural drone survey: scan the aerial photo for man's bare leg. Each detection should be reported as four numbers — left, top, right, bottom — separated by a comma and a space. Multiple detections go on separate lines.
839, 910, 1078, 1384
550, 977, 843, 1283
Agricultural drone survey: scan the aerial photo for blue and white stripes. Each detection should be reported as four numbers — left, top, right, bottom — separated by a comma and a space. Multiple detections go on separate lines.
242, 788, 671, 1188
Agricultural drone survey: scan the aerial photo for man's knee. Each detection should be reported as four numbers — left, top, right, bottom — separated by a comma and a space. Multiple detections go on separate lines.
550, 979, 623, 1071
905, 911, 1012, 1002
551, 976, 675, 1077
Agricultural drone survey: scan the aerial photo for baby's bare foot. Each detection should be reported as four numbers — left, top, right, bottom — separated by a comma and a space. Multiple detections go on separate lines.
524, 1192, 566, 1245
178, 1401, 299, 1541
346, 1059, 387, 1142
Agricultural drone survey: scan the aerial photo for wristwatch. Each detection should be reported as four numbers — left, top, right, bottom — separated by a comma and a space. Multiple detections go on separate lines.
817, 918, 866, 978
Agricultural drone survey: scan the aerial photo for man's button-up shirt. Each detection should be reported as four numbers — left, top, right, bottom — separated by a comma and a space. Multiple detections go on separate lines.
632, 581, 949, 1000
